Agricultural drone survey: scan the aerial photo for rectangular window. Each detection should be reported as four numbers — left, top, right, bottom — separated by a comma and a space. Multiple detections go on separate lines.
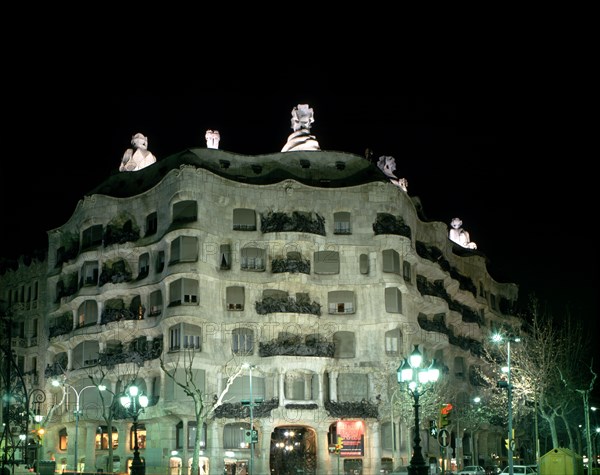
382, 249, 400, 274
82, 261, 99, 286
333, 212, 351, 234
314, 251, 340, 274
170, 326, 181, 350
385, 334, 398, 354
384, 287, 402, 313
402, 261, 412, 283
81, 224, 103, 250
359, 254, 369, 275
156, 251, 165, 273
130, 425, 146, 449
232, 328, 254, 354
146, 212, 158, 236
328, 291, 355, 314
138, 253, 150, 278
226, 286, 244, 310
233, 208, 257, 231
149, 290, 163, 316
169, 278, 199, 306
172, 200, 198, 224
170, 236, 199, 264
219, 244, 231, 270
241, 247, 265, 271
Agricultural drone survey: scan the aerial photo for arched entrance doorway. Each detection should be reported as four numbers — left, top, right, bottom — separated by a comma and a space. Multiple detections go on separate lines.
270, 426, 316, 474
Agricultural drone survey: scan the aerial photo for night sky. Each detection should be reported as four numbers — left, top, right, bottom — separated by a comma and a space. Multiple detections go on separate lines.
1, 92, 597, 376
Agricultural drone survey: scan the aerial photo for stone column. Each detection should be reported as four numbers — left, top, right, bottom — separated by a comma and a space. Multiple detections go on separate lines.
143, 377, 153, 399
83, 421, 97, 471
67, 348, 73, 371
254, 422, 272, 475
208, 420, 224, 475
330, 371, 338, 402
316, 428, 333, 475
366, 420, 381, 475
318, 372, 325, 405
278, 372, 285, 406
304, 374, 312, 400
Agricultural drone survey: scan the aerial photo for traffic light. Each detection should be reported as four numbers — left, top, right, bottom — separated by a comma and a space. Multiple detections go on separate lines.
244, 430, 258, 443
505, 429, 515, 450
429, 419, 438, 437
440, 403, 453, 427
335, 436, 344, 454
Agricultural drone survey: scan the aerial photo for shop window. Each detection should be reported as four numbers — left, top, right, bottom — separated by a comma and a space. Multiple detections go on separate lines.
59, 428, 68, 450
95, 426, 118, 450
130, 424, 146, 449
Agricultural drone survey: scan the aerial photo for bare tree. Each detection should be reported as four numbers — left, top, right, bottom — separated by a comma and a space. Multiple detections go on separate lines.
88, 362, 142, 473
483, 296, 592, 451
160, 347, 245, 475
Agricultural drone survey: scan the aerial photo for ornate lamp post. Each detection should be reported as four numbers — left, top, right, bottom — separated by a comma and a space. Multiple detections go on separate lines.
120, 385, 148, 475
29, 388, 46, 470
397, 345, 441, 475
492, 333, 520, 475
52, 379, 103, 472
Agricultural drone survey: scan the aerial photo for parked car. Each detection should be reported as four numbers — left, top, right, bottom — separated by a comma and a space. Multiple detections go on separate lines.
499, 465, 537, 474
457, 466, 486, 475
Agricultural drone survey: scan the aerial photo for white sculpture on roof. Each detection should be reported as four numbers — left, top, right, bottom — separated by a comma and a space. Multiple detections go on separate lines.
281, 104, 321, 152
377, 156, 408, 192
449, 217, 477, 249
119, 133, 157, 172
205, 129, 220, 149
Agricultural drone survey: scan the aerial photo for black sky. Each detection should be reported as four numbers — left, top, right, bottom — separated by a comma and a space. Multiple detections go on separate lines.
1, 92, 596, 368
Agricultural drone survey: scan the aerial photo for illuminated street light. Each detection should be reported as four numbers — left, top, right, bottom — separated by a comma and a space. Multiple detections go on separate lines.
119, 385, 149, 475
492, 333, 520, 475
52, 379, 103, 472
397, 345, 441, 475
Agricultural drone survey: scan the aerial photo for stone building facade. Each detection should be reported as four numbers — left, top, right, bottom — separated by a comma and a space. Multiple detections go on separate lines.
1, 124, 521, 475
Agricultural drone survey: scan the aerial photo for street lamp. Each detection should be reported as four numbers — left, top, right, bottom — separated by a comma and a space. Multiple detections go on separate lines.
471, 396, 481, 467
52, 379, 103, 472
492, 333, 520, 475
397, 345, 441, 475
241, 363, 260, 475
28, 388, 46, 470
119, 385, 149, 475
